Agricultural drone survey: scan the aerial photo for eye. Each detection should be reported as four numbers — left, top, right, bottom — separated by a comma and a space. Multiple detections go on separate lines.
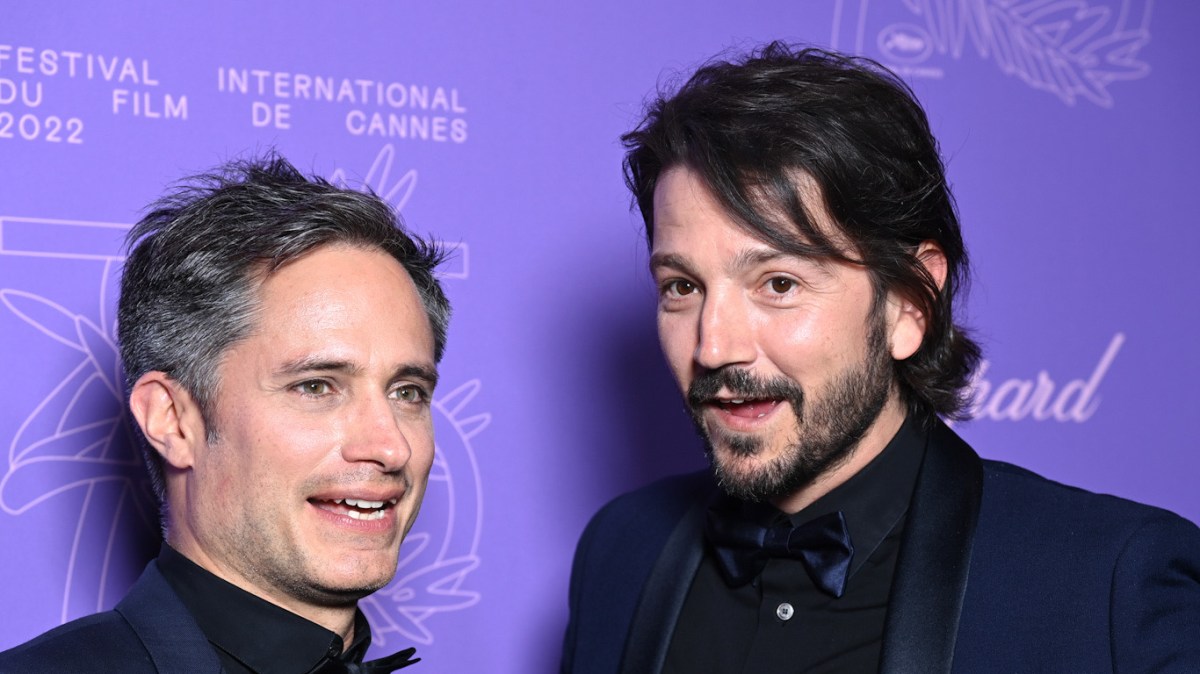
663, 279, 698, 297
392, 384, 429, 404
295, 379, 332, 396
768, 277, 797, 294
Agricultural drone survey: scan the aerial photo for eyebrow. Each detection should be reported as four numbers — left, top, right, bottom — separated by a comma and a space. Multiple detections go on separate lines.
274, 357, 440, 390
649, 252, 697, 277
650, 248, 795, 277
394, 364, 440, 391
275, 357, 362, 378
729, 248, 790, 274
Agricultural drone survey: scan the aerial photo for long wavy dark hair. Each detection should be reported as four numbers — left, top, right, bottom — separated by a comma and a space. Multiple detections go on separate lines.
623, 42, 981, 420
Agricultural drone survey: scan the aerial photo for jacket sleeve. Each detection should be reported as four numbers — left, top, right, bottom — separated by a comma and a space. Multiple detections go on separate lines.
1110, 511, 1200, 671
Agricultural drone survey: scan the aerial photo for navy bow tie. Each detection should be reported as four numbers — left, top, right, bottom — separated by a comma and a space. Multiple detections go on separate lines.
311, 647, 420, 674
704, 508, 855, 598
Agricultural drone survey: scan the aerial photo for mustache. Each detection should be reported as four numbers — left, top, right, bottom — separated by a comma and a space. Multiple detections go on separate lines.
686, 367, 804, 407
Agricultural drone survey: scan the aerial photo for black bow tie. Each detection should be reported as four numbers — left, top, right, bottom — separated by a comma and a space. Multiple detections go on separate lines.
704, 507, 855, 597
310, 647, 420, 674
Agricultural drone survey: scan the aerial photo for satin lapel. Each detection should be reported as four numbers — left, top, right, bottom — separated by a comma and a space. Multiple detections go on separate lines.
879, 421, 983, 674
116, 561, 224, 673
619, 494, 709, 674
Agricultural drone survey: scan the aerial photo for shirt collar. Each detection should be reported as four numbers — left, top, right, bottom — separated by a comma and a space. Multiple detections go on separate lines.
157, 543, 372, 674
714, 412, 928, 580
788, 413, 928, 578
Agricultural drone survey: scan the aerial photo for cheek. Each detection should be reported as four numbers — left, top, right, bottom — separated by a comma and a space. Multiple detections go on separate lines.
657, 313, 695, 366
416, 438, 436, 474
407, 420, 437, 474
755, 309, 854, 374
190, 446, 245, 521
415, 448, 435, 484
755, 309, 817, 352
210, 415, 312, 491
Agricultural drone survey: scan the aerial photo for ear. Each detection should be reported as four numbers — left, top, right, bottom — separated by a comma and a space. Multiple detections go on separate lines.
886, 241, 948, 361
128, 372, 206, 470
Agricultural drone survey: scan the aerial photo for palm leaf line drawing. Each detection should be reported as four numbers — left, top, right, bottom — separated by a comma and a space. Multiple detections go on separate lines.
2, 290, 143, 514
2, 260, 156, 623
329, 143, 418, 211
904, 0, 1151, 106
361, 531, 482, 645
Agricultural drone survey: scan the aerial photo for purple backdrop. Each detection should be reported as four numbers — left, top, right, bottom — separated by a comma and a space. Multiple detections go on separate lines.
2, 1, 1196, 671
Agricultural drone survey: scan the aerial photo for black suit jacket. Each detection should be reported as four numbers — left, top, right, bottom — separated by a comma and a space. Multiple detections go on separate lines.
562, 422, 1200, 673
0, 561, 223, 673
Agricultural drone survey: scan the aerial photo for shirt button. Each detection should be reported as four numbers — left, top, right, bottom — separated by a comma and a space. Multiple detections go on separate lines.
776, 602, 795, 621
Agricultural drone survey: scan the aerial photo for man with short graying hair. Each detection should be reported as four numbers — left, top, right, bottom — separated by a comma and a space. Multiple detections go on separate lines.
1, 154, 449, 673
562, 43, 1200, 673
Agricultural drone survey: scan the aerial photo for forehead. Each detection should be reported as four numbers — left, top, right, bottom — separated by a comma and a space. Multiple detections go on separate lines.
249, 244, 434, 357
651, 166, 847, 260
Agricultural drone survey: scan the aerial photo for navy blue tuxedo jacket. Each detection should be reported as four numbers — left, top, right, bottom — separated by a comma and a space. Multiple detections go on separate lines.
0, 561, 223, 673
562, 422, 1200, 673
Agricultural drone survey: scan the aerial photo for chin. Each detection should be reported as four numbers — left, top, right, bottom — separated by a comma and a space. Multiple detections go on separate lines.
711, 455, 768, 487
716, 461, 771, 483
313, 572, 395, 602
320, 556, 398, 589
707, 432, 781, 467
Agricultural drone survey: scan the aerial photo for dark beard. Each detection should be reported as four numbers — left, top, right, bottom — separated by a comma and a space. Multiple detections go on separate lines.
685, 313, 893, 503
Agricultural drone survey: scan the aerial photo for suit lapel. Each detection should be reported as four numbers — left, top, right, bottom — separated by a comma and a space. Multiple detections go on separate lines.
619, 493, 710, 674
117, 561, 225, 673
879, 421, 983, 674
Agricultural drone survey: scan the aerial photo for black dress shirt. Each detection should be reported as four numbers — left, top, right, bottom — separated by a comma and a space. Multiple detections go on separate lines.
157, 544, 375, 674
663, 415, 928, 673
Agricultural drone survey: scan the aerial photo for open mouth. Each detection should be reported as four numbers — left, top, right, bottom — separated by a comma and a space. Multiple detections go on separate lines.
714, 398, 781, 419
309, 497, 399, 521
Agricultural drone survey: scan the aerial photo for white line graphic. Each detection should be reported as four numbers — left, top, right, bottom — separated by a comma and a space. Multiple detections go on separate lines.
832, 0, 1153, 107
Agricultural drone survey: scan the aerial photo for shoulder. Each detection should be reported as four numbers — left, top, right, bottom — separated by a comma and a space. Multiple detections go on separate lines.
567, 470, 712, 608
960, 459, 1200, 668
980, 456, 1200, 569
978, 458, 1197, 540
576, 470, 714, 551
567, 470, 713, 601
563, 471, 713, 671
0, 559, 220, 674
0, 611, 154, 673
974, 458, 1200, 567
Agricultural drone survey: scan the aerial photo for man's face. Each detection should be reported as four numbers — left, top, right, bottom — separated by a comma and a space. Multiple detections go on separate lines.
174, 245, 437, 612
650, 167, 905, 505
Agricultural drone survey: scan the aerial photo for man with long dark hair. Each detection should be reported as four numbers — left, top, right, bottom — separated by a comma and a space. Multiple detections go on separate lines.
1, 154, 449, 672
562, 43, 1200, 672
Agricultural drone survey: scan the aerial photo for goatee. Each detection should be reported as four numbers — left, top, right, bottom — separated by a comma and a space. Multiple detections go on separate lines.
685, 315, 893, 502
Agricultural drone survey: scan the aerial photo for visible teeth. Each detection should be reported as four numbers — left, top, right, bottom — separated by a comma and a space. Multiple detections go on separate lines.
729, 399, 745, 404
346, 509, 387, 521
329, 498, 392, 509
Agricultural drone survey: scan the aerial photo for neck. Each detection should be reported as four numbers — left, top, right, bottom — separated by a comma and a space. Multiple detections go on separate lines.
769, 396, 908, 514
164, 534, 359, 642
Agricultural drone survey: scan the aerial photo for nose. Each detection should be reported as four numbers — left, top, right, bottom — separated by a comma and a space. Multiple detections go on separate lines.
694, 288, 756, 371
340, 394, 413, 472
